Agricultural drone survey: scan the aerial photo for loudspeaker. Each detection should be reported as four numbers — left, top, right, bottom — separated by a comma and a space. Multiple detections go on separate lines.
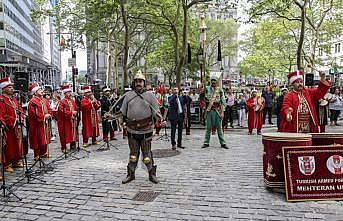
305, 74, 314, 86
14, 72, 29, 92
91, 84, 101, 100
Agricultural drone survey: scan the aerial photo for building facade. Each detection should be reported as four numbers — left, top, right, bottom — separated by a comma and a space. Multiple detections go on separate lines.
0, 0, 61, 89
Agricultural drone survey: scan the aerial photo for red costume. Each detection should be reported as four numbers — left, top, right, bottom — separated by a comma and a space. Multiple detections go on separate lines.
57, 85, 78, 151
0, 77, 24, 168
28, 83, 53, 158
280, 81, 331, 133
81, 86, 101, 144
246, 94, 265, 134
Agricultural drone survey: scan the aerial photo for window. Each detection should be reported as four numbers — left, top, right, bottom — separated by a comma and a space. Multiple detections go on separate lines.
335, 43, 341, 53
319, 48, 323, 56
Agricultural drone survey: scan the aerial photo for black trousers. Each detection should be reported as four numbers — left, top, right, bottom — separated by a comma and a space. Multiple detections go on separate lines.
127, 132, 154, 172
170, 115, 184, 146
330, 109, 341, 122
263, 107, 273, 124
223, 106, 233, 127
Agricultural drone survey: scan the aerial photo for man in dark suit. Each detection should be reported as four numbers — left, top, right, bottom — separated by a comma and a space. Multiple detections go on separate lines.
168, 87, 186, 150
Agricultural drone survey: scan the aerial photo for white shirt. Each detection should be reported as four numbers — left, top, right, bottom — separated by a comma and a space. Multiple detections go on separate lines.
176, 96, 183, 114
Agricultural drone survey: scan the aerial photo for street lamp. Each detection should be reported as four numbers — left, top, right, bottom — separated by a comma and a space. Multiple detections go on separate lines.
198, 14, 207, 84
268, 69, 272, 85
197, 46, 204, 82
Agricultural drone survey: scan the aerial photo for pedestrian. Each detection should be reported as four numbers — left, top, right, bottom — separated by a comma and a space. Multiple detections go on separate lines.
223, 88, 235, 128
121, 70, 164, 184
183, 89, 192, 135
329, 87, 342, 126
28, 83, 53, 160
236, 93, 246, 127
0, 77, 24, 175
100, 86, 117, 142
275, 86, 288, 131
247, 88, 265, 135
168, 86, 186, 149
262, 85, 275, 125
315, 97, 329, 133
56, 85, 78, 152
80, 85, 101, 147
201, 74, 228, 149
50, 90, 61, 141
189, 88, 199, 102
280, 70, 331, 133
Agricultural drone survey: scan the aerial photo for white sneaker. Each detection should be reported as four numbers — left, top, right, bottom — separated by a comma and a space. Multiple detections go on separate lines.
51, 136, 56, 141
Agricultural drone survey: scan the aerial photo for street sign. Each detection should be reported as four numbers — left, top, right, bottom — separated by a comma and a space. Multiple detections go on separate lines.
68, 58, 76, 67
283, 145, 343, 202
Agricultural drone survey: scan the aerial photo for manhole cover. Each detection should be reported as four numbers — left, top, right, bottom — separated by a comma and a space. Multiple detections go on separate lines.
132, 191, 159, 202
152, 149, 181, 158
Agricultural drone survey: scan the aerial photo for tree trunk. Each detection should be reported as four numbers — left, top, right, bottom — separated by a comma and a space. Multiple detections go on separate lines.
172, 25, 179, 87
121, 2, 129, 87
106, 38, 112, 86
114, 43, 119, 89
297, 5, 306, 70
175, 4, 188, 87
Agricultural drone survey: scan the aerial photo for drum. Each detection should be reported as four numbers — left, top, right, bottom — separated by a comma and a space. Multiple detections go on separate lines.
310, 133, 343, 146
262, 133, 312, 192
254, 97, 264, 112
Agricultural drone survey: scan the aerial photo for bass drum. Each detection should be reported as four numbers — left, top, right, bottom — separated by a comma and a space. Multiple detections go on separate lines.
310, 133, 343, 146
262, 132, 312, 192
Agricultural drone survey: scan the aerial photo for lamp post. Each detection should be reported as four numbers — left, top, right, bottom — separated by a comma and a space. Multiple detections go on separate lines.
268, 69, 272, 85
197, 46, 204, 82
47, 32, 77, 91
198, 14, 207, 84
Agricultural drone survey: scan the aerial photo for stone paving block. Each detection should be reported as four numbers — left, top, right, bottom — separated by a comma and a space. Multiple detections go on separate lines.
304, 212, 326, 219
27, 208, 47, 215
62, 213, 83, 220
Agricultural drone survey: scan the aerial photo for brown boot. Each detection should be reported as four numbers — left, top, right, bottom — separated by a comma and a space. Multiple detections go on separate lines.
5, 165, 14, 173
122, 166, 135, 184
13, 162, 24, 168
149, 165, 159, 184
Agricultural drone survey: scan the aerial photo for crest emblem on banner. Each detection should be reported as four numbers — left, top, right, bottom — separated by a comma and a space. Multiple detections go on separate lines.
298, 156, 315, 175
326, 155, 343, 175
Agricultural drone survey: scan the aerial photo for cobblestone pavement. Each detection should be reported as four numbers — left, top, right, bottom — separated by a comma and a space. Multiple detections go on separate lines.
1, 124, 343, 220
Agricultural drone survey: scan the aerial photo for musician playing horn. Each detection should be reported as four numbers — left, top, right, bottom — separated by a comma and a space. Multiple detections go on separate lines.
56, 85, 78, 152
201, 74, 228, 149
80, 86, 101, 147
121, 70, 164, 184
280, 70, 331, 133
247, 87, 265, 135
28, 83, 53, 160
0, 77, 24, 177
100, 86, 117, 142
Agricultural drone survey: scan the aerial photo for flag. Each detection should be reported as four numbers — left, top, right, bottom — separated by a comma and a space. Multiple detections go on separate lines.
217, 40, 222, 61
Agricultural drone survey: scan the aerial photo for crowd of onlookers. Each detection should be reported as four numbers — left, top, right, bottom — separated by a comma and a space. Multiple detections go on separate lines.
17, 83, 343, 135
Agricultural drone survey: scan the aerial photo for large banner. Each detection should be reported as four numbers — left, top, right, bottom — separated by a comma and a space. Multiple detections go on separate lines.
283, 145, 343, 202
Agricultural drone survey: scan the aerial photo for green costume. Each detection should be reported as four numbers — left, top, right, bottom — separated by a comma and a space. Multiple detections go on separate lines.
203, 85, 227, 146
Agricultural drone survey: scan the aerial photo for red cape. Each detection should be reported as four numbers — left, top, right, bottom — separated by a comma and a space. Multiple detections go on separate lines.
81, 97, 101, 139
0, 95, 24, 165
57, 98, 78, 146
246, 96, 265, 130
28, 96, 53, 149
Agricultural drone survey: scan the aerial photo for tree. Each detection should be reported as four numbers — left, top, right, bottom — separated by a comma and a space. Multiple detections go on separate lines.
249, 0, 343, 71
